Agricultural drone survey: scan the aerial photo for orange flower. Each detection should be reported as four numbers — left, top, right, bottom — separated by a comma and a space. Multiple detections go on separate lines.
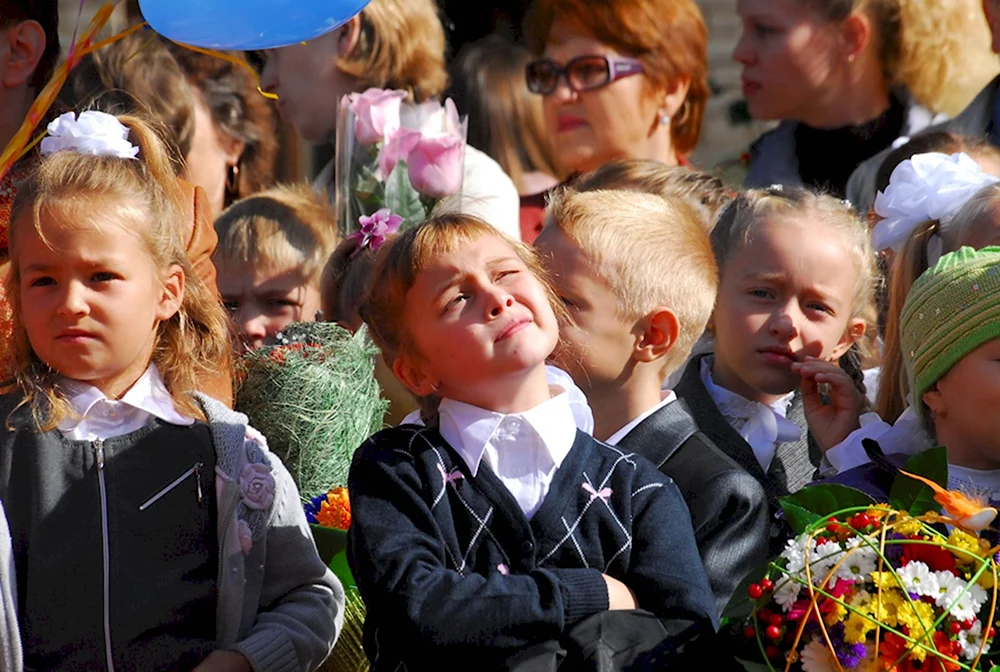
317, 487, 351, 530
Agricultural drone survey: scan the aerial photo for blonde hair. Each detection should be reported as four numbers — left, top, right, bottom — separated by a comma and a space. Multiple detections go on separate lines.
571, 159, 733, 230
213, 183, 339, 285
713, 187, 879, 394
360, 214, 567, 421
337, 0, 448, 103
7, 114, 233, 430
875, 183, 1000, 422
894, 0, 1000, 116
545, 188, 717, 376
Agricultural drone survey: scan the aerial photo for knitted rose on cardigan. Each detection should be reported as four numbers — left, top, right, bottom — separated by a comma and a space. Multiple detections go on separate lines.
239, 463, 275, 510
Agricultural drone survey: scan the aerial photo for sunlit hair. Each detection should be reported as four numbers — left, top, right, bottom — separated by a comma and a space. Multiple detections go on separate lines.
526, 0, 708, 156
214, 183, 339, 286
712, 187, 879, 396
545, 188, 717, 376
60, 32, 196, 176
876, 183, 1000, 422
894, 0, 999, 116
360, 214, 568, 420
337, 0, 448, 103
321, 235, 387, 332
7, 114, 233, 430
571, 159, 733, 230
169, 45, 279, 206
449, 35, 563, 191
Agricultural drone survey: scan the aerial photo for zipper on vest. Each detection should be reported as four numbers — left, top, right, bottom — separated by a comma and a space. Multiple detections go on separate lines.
138, 462, 205, 512
93, 438, 116, 672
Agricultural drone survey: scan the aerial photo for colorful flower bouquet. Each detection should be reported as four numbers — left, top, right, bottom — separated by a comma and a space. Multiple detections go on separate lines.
334, 87, 467, 238
728, 447, 1000, 672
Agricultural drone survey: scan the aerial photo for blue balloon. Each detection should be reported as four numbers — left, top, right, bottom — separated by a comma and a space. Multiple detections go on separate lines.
140, 0, 372, 50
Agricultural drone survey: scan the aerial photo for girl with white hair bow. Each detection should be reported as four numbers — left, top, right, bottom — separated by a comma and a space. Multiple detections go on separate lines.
822, 151, 1000, 475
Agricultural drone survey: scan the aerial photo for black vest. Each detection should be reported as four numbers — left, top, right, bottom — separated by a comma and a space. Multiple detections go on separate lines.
0, 407, 218, 672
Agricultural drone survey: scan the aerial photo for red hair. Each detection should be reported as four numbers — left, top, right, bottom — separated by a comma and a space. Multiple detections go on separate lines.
527, 0, 708, 156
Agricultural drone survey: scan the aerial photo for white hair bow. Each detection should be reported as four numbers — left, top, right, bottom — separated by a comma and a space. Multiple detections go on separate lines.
871, 152, 999, 252
40, 111, 140, 160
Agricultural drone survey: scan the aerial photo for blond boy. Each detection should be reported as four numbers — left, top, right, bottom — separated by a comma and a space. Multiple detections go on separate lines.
535, 189, 769, 616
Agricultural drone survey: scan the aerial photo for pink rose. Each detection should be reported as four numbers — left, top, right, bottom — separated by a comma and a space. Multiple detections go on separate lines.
237, 520, 253, 555
350, 88, 407, 146
239, 463, 275, 511
407, 135, 464, 198
377, 128, 421, 178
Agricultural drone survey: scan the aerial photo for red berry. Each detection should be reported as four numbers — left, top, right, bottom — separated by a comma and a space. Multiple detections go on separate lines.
748, 583, 764, 599
759, 608, 774, 622
765, 645, 779, 659
826, 522, 841, 533
761, 578, 774, 592
950, 622, 963, 634
743, 626, 756, 639
851, 513, 872, 529
766, 625, 782, 641
963, 619, 975, 630
769, 614, 784, 627
990, 627, 996, 639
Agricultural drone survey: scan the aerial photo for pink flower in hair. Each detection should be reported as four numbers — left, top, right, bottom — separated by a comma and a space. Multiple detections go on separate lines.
350, 208, 403, 253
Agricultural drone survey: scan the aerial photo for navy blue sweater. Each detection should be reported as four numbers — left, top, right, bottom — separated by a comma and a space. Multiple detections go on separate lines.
347, 424, 716, 670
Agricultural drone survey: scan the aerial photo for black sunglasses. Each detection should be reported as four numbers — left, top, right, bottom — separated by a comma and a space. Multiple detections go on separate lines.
525, 55, 644, 96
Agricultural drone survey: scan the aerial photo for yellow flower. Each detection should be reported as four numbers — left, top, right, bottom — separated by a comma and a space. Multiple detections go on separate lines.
864, 588, 903, 627
824, 600, 848, 626
844, 612, 876, 645
894, 517, 925, 536
978, 569, 996, 590
895, 600, 936, 662
948, 529, 984, 564
871, 571, 904, 591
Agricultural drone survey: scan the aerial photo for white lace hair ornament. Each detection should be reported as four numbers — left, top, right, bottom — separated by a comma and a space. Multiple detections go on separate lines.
872, 152, 999, 253
39, 111, 140, 160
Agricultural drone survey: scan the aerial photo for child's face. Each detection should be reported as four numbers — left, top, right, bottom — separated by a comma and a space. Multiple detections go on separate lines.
712, 217, 864, 404
535, 227, 636, 393
16, 207, 183, 398
923, 338, 1000, 469
396, 234, 559, 407
217, 264, 322, 351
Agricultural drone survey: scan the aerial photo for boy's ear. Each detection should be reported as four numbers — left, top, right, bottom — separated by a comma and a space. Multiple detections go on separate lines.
829, 317, 866, 361
633, 307, 679, 363
392, 354, 439, 397
1, 20, 46, 89
156, 264, 185, 322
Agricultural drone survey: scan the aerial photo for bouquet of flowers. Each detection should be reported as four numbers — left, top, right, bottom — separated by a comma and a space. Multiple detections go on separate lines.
729, 448, 1000, 672
334, 87, 467, 238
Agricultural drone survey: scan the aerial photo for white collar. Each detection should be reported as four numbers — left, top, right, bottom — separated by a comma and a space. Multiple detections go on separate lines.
437, 389, 577, 477
948, 464, 1000, 500
604, 391, 677, 446
700, 356, 795, 419
57, 364, 194, 432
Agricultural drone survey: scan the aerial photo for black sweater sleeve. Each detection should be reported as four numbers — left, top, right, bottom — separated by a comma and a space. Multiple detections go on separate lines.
346, 436, 609, 650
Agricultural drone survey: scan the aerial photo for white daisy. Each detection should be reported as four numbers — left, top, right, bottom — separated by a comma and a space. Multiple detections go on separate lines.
959, 620, 985, 661
774, 576, 802, 612
932, 571, 964, 608
898, 561, 939, 597
947, 582, 988, 622
834, 537, 878, 583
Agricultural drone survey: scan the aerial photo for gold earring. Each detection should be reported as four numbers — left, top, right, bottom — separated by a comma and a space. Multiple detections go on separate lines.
226, 163, 241, 195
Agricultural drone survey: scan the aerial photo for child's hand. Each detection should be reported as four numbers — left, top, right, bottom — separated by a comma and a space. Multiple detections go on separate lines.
792, 357, 863, 453
602, 573, 638, 610
192, 651, 252, 672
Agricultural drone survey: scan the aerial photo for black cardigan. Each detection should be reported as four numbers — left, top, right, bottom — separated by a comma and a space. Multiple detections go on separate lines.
347, 424, 716, 670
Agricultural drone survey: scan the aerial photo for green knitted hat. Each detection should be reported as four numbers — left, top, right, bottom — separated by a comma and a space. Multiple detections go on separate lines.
900, 246, 1000, 415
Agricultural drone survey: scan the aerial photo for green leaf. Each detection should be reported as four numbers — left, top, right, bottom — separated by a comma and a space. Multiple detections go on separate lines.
383, 161, 427, 229
777, 484, 875, 534
310, 524, 347, 566
331, 550, 356, 590
889, 445, 947, 515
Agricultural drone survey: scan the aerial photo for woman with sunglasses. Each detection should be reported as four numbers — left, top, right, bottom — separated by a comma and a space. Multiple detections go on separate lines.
734, 0, 945, 201
518, 0, 708, 241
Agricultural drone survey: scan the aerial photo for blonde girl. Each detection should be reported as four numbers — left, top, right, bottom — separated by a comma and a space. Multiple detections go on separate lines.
0, 111, 340, 672
674, 186, 877, 500
347, 213, 716, 669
